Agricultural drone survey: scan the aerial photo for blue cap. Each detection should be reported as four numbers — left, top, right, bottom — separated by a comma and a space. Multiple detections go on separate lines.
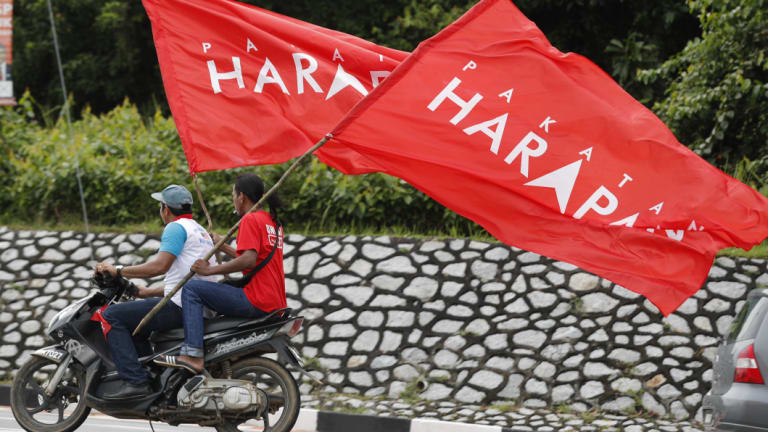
151, 184, 193, 209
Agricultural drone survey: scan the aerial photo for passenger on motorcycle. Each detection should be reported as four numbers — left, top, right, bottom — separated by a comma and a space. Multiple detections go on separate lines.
93, 184, 217, 399
154, 173, 285, 374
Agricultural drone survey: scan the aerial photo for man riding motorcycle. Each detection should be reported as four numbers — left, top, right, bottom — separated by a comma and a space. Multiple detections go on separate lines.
93, 184, 216, 399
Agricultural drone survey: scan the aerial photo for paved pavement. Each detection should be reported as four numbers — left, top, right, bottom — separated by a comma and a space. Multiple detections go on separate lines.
0, 406, 318, 432
0, 387, 710, 432
301, 392, 708, 432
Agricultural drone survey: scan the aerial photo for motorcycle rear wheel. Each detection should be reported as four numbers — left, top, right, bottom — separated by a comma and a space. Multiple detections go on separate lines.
10, 356, 91, 432
214, 356, 300, 432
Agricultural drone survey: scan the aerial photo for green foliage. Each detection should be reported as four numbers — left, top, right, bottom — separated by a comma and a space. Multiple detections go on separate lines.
0, 99, 487, 235
12, 0, 699, 119
640, 0, 768, 183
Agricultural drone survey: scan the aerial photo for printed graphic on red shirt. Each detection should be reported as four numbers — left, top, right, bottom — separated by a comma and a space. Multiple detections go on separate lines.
266, 224, 284, 249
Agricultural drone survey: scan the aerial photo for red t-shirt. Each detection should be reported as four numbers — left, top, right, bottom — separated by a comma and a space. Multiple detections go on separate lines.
236, 211, 286, 312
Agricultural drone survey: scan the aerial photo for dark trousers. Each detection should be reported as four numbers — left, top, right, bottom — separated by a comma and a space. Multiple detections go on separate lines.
180, 280, 266, 358
102, 298, 183, 385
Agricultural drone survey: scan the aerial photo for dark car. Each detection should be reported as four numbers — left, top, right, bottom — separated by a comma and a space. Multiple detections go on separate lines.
703, 288, 768, 431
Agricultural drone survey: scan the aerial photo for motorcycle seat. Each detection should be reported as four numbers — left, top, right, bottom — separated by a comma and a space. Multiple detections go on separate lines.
148, 308, 291, 343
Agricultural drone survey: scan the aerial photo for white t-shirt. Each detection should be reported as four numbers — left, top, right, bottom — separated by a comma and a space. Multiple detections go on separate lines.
159, 218, 217, 310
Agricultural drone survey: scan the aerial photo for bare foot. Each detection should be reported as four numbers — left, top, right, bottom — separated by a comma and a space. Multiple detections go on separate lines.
177, 355, 204, 372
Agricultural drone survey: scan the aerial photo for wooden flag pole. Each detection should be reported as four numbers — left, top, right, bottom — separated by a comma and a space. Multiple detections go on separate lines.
133, 134, 332, 336
192, 174, 223, 265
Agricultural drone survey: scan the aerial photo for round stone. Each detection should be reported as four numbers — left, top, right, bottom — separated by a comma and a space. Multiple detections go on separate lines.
422, 383, 452, 400
552, 385, 575, 402
361, 244, 396, 260
484, 247, 510, 261
455, 386, 484, 403
2, 331, 21, 343
504, 298, 530, 314
329, 324, 356, 338
469, 370, 504, 390
393, 364, 420, 381
584, 362, 618, 378
708, 281, 747, 299
580, 381, 604, 399
358, 311, 384, 327
443, 263, 467, 278
31, 263, 54, 276
322, 341, 349, 356
642, 392, 666, 416
370, 294, 406, 307
0, 345, 18, 358
533, 362, 556, 379
434, 320, 464, 334
377, 256, 417, 274
658, 383, 682, 400
403, 277, 439, 301
370, 355, 396, 369
352, 330, 380, 352
466, 318, 490, 335
20, 320, 41, 334
326, 308, 355, 322
608, 348, 641, 364
525, 378, 548, 395
704, 298, 730, 313
569, 273, 599, 291
581, 293, 619, 313
447, 304, 473, 317
513, 330, 547, 349
435, 349, 460, 368
349, 371, 374, 387
386, 311, 415, 327
471, 261, 498, 280
527, 291, 557, 309
484, 334, 508, 350
380, 331, 403, 352
313, 263, 341, 279
611, 377, 642, 393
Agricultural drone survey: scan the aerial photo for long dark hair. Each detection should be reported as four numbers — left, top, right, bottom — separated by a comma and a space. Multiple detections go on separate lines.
234, 173, 283, 224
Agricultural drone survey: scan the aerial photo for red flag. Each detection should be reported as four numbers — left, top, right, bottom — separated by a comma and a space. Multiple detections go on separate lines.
320, 0, 768, 315
142, 0, 407, 173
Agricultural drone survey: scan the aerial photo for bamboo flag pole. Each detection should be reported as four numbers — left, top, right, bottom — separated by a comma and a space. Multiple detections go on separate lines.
192, 174, 223, 265
133, 134, 332, 336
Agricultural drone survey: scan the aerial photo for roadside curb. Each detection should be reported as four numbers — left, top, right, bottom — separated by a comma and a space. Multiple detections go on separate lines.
0, 385, 527, 431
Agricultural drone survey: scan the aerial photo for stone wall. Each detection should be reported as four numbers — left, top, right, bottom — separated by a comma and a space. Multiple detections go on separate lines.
1, 226, 766, 421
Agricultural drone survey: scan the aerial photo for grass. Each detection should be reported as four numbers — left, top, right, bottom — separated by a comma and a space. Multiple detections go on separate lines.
718, 240, 768, 259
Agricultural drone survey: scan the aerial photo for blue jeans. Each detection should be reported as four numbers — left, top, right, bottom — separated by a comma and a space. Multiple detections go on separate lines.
102, 298, 183, 385
180, 280, 266, 358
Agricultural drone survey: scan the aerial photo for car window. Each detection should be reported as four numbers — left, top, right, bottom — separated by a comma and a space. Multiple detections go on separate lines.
728, 296, 768, 343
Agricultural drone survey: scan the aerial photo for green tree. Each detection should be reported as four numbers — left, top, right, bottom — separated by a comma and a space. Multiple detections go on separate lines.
12, 0, 697, 118
639, 0, 768, 188
12, 0, 165, 117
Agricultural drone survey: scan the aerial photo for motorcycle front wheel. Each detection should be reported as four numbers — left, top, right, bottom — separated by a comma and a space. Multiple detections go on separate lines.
10, 356, 91, 432
214, 356, 300, 432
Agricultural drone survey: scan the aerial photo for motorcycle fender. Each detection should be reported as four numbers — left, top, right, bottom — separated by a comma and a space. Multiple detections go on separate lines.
32, 346, 69, 364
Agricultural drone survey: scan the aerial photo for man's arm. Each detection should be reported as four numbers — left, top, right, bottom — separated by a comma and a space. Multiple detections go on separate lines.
96, 252, 176, 279
210, 232, 237, 258
136, 285, 165, 298
192, 250, 258, 276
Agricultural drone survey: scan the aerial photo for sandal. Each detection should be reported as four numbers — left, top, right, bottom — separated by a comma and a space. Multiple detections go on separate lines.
153, 354, 203, 374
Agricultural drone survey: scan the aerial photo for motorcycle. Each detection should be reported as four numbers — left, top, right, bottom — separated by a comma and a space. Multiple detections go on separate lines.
10, 271, 310, 432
